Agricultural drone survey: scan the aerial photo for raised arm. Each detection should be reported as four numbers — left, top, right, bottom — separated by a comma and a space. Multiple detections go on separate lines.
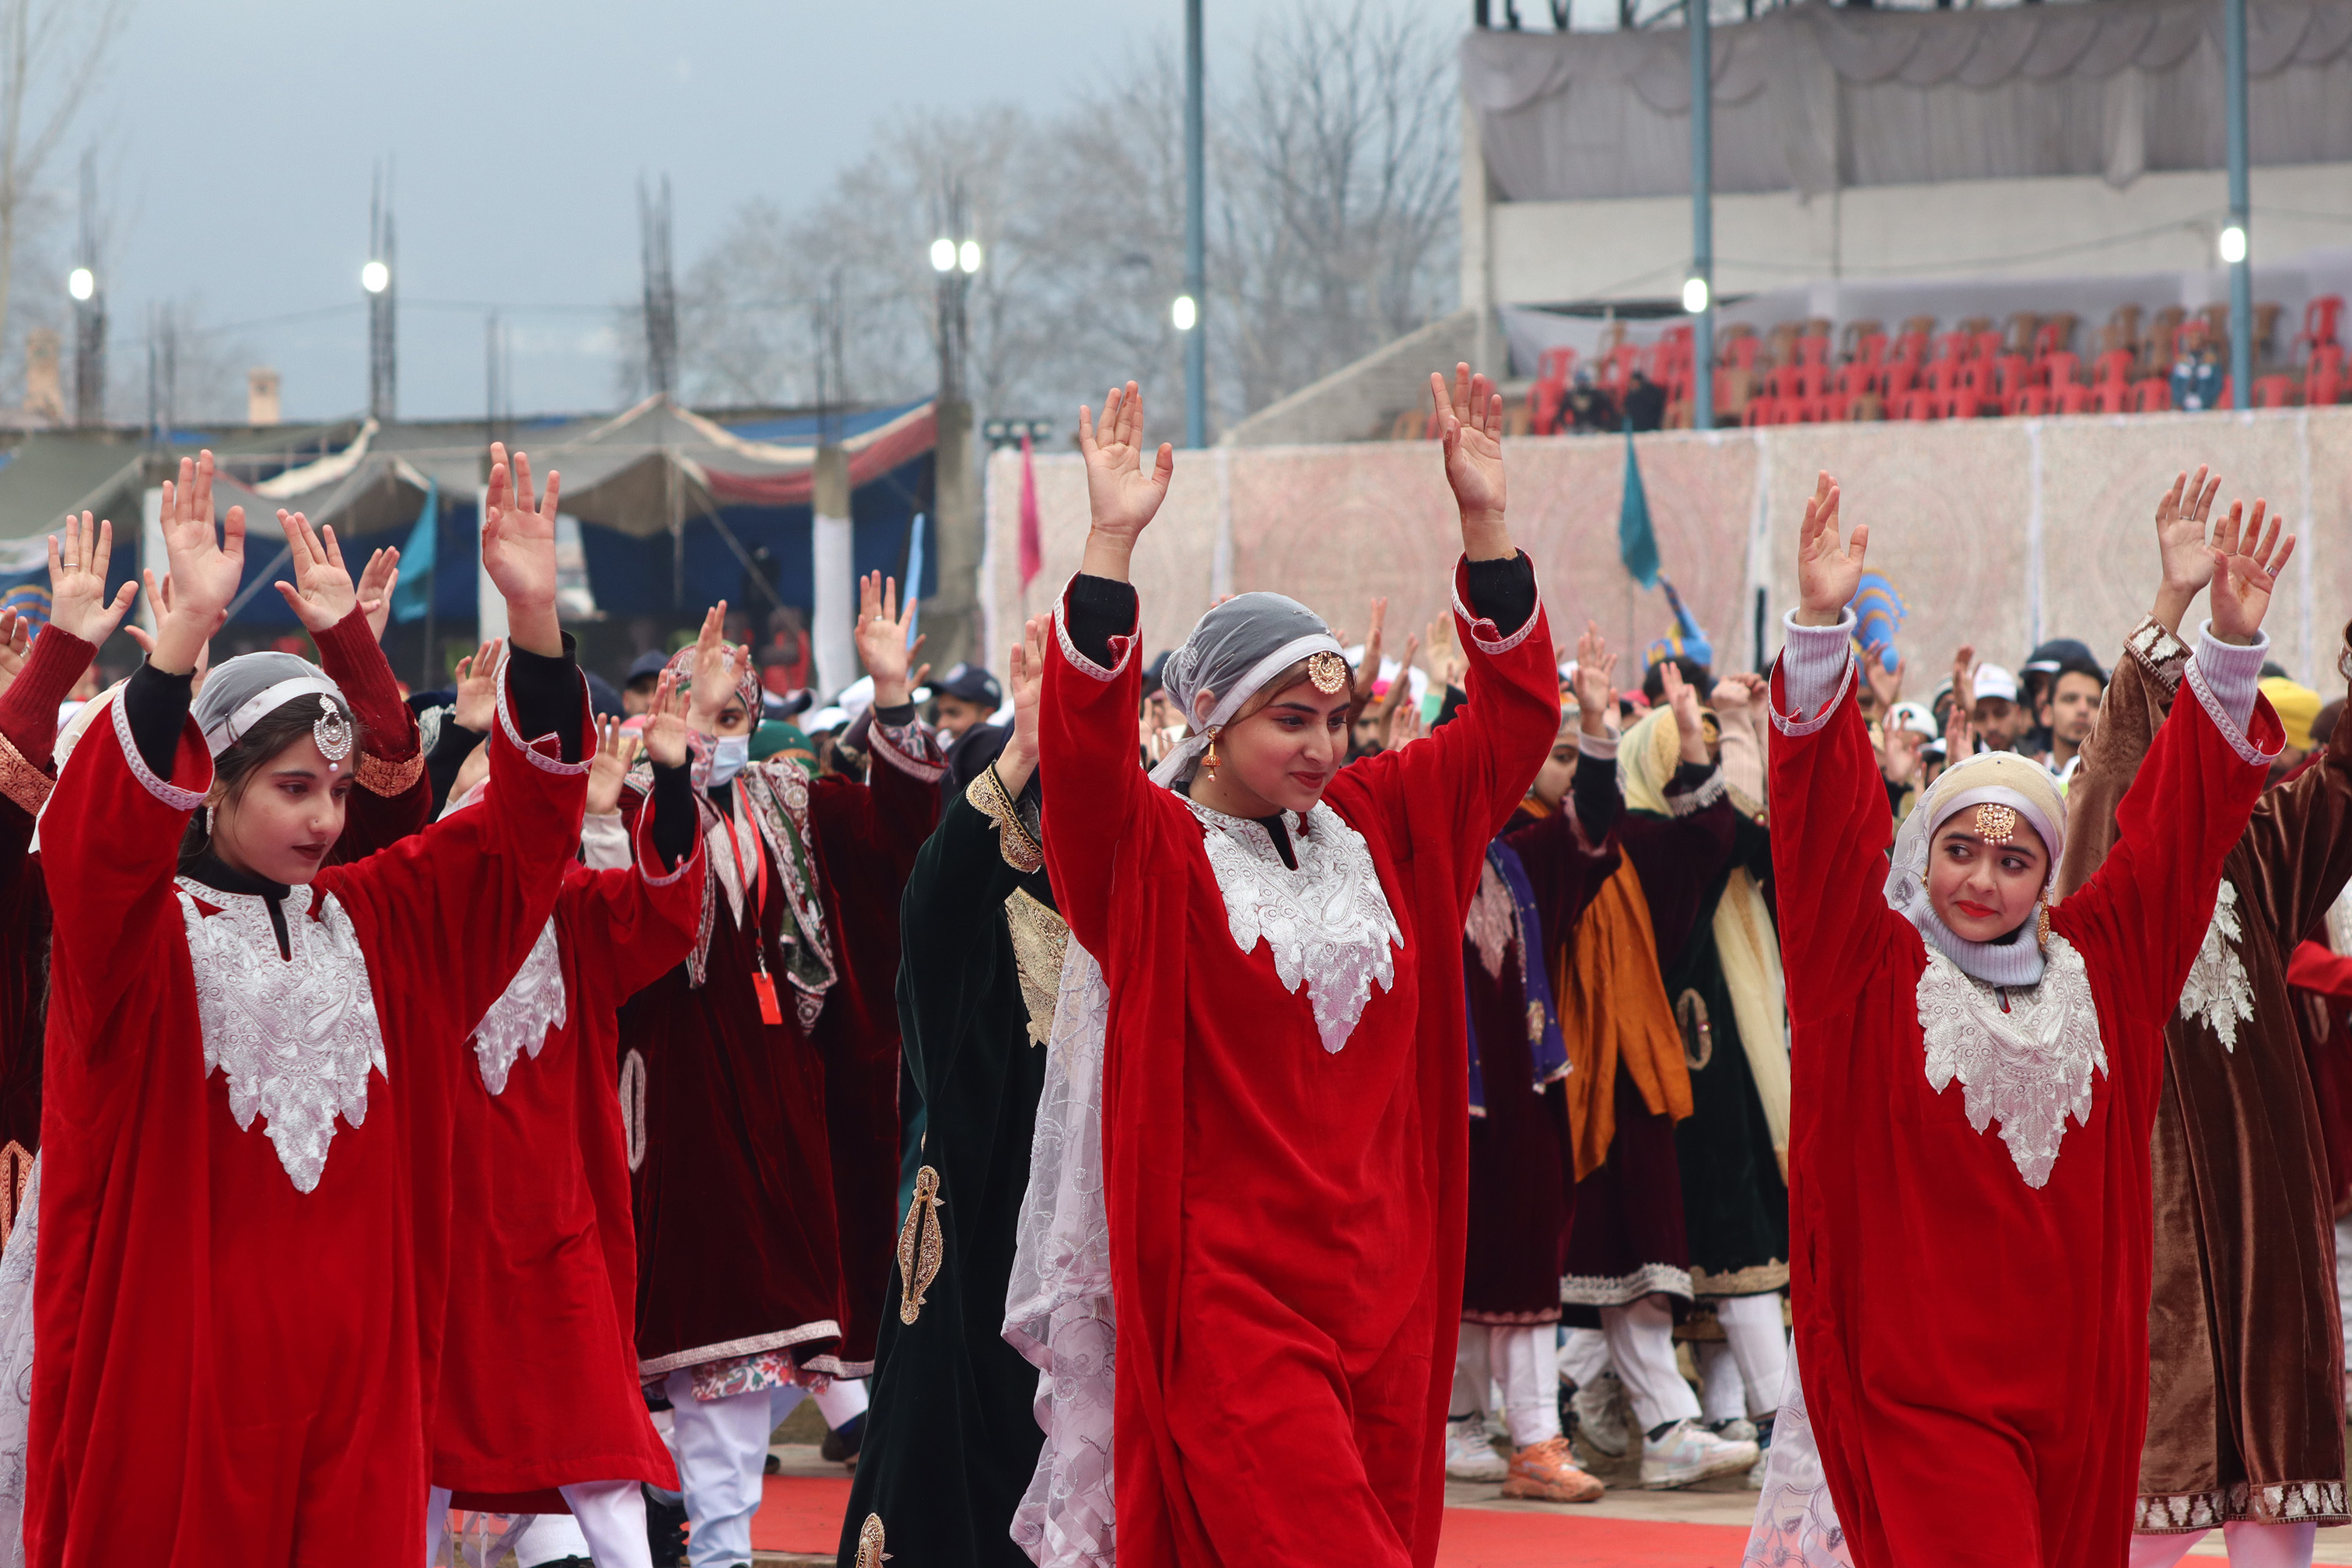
2, 511, 138, 830
2239, 621, 2352, 947
1039, 382, 1168, 954
1335, 367, 1559, 877
1767, 473, 1907, 1017
576, 684, 704, 1000
2063, 505, 2294, 1017
44, 459, 241, 1022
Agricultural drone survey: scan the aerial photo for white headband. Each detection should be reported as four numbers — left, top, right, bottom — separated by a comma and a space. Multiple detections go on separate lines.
1147, 632, 1346, 788
203, 675, 343, 758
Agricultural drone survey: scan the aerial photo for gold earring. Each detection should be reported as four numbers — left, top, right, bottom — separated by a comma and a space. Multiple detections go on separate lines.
2036, 903, 2053, 946
1202, 728, 1221, 780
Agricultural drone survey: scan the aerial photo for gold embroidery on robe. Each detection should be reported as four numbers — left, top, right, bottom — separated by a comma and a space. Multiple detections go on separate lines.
855, 1513, 891, 1567
0, 1142, 28, 1244
897, 1165, 946, 1325
1002, 890, 1069, 1047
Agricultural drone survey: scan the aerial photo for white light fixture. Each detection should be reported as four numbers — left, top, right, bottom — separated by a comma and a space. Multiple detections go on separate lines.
1682, 275, 1710, 314
958, 239, 982, 275
2218, 224, 2248, 265
930, 237, 956, 273
66, 266, 93, 302
361, 260, 390, 295
1172, 294, 1198, 331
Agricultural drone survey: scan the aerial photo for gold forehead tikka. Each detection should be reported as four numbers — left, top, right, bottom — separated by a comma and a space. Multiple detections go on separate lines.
1973, 803, 2018, 845
1306, 650, 1350, 695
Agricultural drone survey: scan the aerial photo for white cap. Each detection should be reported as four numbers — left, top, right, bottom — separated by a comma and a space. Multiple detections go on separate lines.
1971, 663, 2020, 704
1888, 701, 1939, 739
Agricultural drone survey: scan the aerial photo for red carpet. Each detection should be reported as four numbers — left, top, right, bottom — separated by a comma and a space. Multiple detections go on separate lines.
750, 1475, 1755, 1564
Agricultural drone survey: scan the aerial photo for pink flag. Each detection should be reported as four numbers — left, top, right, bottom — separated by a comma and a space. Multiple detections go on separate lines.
1017, 431, 1043, 590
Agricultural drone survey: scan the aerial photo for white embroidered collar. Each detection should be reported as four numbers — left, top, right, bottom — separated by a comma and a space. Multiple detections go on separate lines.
176, 877, 388, 1194
471, 917, 568, 1094
1916, 933, 2105, 1189
1179, 796, 1402, 1053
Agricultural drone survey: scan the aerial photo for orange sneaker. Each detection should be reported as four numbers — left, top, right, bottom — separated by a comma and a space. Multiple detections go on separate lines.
1498, 1436, 1605, 1503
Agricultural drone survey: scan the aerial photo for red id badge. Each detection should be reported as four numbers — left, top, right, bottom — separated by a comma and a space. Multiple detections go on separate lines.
752, 970, 783, 1026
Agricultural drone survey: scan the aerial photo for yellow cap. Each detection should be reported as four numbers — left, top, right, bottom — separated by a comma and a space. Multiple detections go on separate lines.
2260, 676, 2322, 751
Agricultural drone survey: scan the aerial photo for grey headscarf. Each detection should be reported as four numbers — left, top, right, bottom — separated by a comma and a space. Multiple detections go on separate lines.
1149, 592, 1345, 788
191, 651, 352, 759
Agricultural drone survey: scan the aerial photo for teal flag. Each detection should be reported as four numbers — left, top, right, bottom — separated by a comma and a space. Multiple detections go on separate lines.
1618, 431, 1660, 590
390, 482, 439, 625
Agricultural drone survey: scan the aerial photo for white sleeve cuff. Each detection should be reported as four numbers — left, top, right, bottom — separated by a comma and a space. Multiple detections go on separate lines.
1577, 730, 1619, 761
1773, 607, 1857, 735
2185, 621, 2276, 764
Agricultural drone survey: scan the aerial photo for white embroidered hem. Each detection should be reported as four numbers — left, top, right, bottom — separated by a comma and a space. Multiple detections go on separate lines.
636, 1320, 844, 1381
1559, 1262, 1693, 1306
1449, 570, 1545, 657
110, 694, 208, 810
1052, 583, 1134, 681
495, 661, 595, 777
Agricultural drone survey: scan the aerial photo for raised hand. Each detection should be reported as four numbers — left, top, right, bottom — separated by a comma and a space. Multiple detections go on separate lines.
1571, 621, 1617, 734
0, 608, 28, 698
642, 668, 691, 769
453, 639, 503, 733
1944, 654, 1977, 761
999, 614, 1050, 793
1660, 660, 1709, 763
1432, 364, 1510, 560
2207, 502, 2295, 648
2151, 467, 2223, 632
125, 570, 224, 690
357, 547, 401, 643
271, 509, 366, 635
481, 443, 562, 656
1384, 691, 1425, 750
1864, 652, 1904, 716
854, 571, 922, 707
46, 512, 137, 646
148, 453, 244, 676
1076, 381, 1174, 583
683, 603, 739, 733
1794, 471, 1858, 628
1351, 597, 1389, 705
1426, 612, 1466, 691
584, 711, 640, 817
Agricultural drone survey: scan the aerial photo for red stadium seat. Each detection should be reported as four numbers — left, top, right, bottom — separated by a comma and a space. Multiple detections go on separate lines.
2131, 379, 2171, 413
2252, 374, 2297, 409
2056, 381, 2095, 415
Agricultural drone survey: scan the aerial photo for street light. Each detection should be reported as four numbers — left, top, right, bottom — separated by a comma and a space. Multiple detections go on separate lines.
958, 239, 982, 275
1682, 275, 1710, 314
2218, 223, 2248, 265
1172, 294, 1198, 331
930, 237, 956, 273
67, 266, 93, 303
362, 259, 390, 295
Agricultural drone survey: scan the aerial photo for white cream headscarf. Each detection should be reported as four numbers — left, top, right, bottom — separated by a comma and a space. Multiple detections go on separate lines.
1887, 749, 2067, 986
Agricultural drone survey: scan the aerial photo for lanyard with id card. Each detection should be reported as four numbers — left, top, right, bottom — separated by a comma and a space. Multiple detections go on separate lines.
719, 808, 783, 1026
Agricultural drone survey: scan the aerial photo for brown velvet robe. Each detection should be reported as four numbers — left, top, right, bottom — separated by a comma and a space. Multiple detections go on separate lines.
2057, 614, 2352, 1531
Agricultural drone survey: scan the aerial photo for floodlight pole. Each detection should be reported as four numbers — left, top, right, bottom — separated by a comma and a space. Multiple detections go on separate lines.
2224, 0, 2252, 405
1185, 0, 1207, 450
1690, 0, 1715, 430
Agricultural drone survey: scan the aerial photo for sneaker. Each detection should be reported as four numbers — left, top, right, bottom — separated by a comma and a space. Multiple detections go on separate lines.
1499, 1436, 1606, 1503
644, 1486, 689, 1567
1706, 1415, 1759, 1445
1444, 1415, 1510, 1481
1640, 1418, 1759, 1489
1569, 1377, 1629, 1459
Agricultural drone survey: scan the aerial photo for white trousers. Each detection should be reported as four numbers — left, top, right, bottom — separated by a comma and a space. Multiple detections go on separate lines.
1698, 1293, 1790, 1422
425, 1478, 650, 1568
1557, 1325, 1610, 1389
664, 1369, 810, 1568
1451, 1323, 1561, 1447
1598, 1295, 1699, 1433
2129, 1522, 2317, 1568
2336, 1216, 2352, 1375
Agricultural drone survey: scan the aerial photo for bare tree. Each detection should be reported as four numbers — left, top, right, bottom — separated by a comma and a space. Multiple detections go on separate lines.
663, 0, 1456, 436
0, 0, 131, 375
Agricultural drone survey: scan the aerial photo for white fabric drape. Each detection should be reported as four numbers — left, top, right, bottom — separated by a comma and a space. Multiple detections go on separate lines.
1743, 1337, 1854, 1568
1461, 0, 2352, 202
0, 1153, 33, 1568
1003, 940, 1115, 1568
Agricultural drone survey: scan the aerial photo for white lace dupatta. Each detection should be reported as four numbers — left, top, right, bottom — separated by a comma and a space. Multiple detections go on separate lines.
1003, 939, 1115, 1568
0, 1153, 38, 1567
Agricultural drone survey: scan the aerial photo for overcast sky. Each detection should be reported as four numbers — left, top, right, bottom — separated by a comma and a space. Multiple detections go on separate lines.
90, 0, 1188, 423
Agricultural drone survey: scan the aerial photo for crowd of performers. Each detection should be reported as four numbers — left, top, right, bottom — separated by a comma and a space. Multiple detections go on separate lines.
0, 364, 2343, 1568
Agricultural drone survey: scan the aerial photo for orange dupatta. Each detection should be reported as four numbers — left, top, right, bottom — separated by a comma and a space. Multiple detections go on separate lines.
1551, 856, 1692, 1181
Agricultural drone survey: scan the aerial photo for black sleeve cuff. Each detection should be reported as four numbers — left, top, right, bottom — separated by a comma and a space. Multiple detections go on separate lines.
1667, 760, 1715, 793
503, 636, 583, 763
871, 702, 915, 727
649, 759, 696, 873
1464, 551, 1537, 637
124, 663, 195, 782
1572, 747, 1622, 837
1066, 575, 1139, 669
425, 715, 486, 816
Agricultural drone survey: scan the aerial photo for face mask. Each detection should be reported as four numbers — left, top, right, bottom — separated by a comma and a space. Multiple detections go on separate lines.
709, 733, 751, 786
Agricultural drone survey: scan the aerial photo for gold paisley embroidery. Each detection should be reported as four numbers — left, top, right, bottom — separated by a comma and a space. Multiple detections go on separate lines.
966, 764, 1042, 873
354, 747, 424, 798
1002, 891, 1069, 1047
0, 1142, 29, 1244
897, 1166, 946, 1325
0, 730, 51, 817
1675, 989, 1713, 1071
855, 1513, 891, 1567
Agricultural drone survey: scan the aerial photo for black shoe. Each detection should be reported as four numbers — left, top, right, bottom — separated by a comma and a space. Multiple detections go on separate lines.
821, 1410, 866, 1465
764, 1450, 781, 1475
644, 1486, 689, 1567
